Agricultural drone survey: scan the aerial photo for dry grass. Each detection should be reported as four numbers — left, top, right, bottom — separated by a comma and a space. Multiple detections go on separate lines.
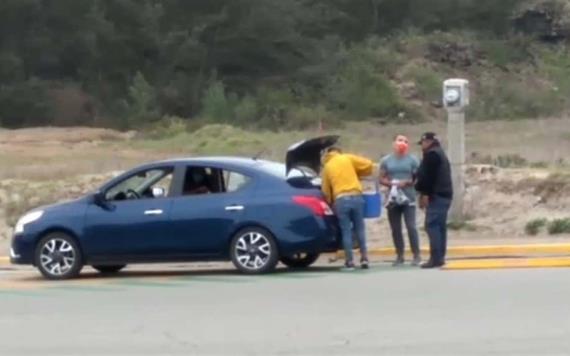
0, 118, 569, 181
0, 174, 117, 226
532, 172, 570, 202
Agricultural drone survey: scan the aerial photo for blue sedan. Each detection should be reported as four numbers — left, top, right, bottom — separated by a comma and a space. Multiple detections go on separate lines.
10, 137, 342, 279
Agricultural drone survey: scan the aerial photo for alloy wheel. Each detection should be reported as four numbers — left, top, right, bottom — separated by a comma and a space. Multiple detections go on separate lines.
234, 231, 272, 271
39, 238, 77, 277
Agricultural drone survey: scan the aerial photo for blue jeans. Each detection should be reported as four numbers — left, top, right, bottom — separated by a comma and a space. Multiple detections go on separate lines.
334, 195, 367, 264
425, 196, 452, 265
387, 205, 420, 258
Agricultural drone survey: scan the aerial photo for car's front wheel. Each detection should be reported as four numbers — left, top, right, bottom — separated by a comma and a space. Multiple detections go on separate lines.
230, 227, 279, 274
35, 232, 83, 280
93, 265, 126, 274
280, 253, 320, 269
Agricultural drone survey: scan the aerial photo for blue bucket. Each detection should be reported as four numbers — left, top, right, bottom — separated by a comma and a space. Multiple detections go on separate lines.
362, 179, 382, 219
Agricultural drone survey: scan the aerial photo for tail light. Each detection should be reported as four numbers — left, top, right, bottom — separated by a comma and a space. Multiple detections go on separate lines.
293, 196, 334, 217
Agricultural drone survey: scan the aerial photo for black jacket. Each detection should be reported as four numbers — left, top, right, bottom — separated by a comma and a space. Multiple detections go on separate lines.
415, 144, 453, 199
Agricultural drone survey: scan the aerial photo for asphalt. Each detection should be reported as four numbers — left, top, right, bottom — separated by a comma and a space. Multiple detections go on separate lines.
0, 263, 569, 356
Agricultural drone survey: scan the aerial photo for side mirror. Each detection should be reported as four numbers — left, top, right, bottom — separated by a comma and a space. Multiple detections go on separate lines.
152, 187, 166, 198
92, 191, 106, 206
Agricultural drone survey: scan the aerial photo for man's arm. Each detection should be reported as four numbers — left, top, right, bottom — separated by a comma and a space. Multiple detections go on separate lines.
188, 186, 210, 195
407, 155, 420, 188
415, 151, 441, 196
347, 154, 373, 177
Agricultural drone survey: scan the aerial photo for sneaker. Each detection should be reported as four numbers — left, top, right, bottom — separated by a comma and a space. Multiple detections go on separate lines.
361, 260, 370, 270
392, 257, 405, 267
411, 255, 422, 267
342, 262, 356, 271
421, 261, 444, 269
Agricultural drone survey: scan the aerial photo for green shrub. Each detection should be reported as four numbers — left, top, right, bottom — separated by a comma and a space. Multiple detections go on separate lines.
548, 218, 570, 235
143, 116, 188, 139
495, 154, 528, 168
0, 79, 55, 128
361, 37, 404, 74
325, 44, 408, 120
327, 65, 404, 119
255, 87, 295, 129
540, 48, 570, 110
234, 95, 259, 123
525, 218, 548, 236
285, 105, 336, 130
404, 65, 441, 101
480, 38, 532, 68
447, 221, 477, 231
0, 52, 24, 83
200, 81, 236, 122
469, 79, 562, 121
126, 72, 160, 126
530, 161, 549, 169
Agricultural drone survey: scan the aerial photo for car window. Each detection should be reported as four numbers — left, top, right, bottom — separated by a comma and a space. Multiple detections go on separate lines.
106, 168, 173, 201
182, 166, 219, 196
224, 171, 251, 193
258, 162, 316, 179
182, 166, 251, 196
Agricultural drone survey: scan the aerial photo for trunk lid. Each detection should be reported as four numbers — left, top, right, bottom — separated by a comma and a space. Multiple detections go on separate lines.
285, 135, 339, 175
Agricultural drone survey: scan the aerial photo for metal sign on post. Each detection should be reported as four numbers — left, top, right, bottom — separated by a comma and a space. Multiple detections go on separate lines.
443, 79, 469, 222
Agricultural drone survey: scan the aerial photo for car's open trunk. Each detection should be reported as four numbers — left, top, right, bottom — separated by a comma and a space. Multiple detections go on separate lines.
284, 135, 338, 190
285, 135, 339, 176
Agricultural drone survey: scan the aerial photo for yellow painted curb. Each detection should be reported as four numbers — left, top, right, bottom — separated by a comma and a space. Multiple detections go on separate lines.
444, 257, 570, 270
0, 256, 9, 265
444, 244, 570, 256
336, 243, 570, 259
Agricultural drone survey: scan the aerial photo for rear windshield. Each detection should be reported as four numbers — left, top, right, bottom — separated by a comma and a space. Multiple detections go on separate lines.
257, 162, 317, 180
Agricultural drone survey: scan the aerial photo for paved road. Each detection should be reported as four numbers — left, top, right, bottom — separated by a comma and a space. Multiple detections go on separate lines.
0, 263, 569, 355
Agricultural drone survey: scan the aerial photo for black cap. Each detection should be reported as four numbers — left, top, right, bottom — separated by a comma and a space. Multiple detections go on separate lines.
417, 132, 438, 144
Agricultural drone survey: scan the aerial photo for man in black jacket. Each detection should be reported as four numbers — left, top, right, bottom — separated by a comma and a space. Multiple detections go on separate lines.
415, 132, 453, 269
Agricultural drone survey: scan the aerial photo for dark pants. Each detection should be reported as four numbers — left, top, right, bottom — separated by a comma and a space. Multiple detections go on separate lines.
425, 196, 452, 265
334, 195, 367, 264
387, 205, 420, 258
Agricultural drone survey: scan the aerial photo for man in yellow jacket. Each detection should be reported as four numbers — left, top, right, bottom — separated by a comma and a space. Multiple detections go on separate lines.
321, 147, 373, 270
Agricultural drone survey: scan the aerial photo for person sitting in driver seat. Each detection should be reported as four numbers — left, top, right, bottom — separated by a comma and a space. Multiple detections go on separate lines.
184, 168, 211, 195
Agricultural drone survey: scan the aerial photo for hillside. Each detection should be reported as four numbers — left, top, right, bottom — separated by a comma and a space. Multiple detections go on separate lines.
2, 0, 570, 130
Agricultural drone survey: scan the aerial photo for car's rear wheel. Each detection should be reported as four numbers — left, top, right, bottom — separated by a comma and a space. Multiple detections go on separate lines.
92, 265, 126, 274
34, 232, 83, 280
230, 227, 279, 274
280, 253, 320, 268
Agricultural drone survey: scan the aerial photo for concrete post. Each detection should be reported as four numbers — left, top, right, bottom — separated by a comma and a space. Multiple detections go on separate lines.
447, 110, 465, 221
443, 79, 469, 222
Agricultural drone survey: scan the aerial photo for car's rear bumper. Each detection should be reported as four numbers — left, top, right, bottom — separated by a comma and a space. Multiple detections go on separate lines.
278, 216, 341, 255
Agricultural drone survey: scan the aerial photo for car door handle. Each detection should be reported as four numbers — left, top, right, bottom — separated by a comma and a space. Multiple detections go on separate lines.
225, 205, 244, 211
144, 209, 164, 216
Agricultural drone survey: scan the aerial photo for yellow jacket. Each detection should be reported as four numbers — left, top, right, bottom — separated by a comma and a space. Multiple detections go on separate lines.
321, 151, 373, 204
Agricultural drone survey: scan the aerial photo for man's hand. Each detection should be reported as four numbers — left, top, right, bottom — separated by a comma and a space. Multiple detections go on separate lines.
419, 195, 430, 210
398, 180, 412, 189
